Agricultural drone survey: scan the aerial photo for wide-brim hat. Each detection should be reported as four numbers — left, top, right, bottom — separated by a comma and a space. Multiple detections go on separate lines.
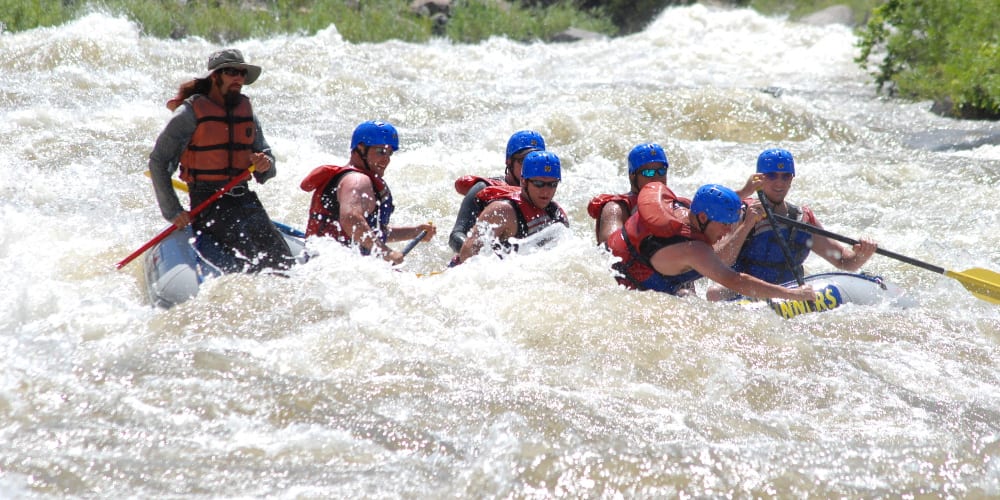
201, 48, 262, 85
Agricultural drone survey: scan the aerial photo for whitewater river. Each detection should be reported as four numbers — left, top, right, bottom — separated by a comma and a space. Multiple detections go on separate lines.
2, 4, 999, 497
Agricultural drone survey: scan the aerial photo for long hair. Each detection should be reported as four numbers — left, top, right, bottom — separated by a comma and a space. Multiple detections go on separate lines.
166, 77, 213, 111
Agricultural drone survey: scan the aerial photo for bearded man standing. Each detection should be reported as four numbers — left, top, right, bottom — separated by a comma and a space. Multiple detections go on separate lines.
147, 48, 294, 273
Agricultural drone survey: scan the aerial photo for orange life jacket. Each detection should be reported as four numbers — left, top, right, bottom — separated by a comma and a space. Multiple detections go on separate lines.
605, 183, 706, 294
454, 175, 508, 196
179, 94, 256, 183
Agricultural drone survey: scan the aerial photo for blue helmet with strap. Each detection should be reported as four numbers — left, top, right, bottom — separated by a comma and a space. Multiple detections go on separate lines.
627, 143, 669, 174
756, 148, 795, 175
351, 121, 399, 151
521, 151, 561, 180
505, 130, 546, 159
691, 184, 741, 224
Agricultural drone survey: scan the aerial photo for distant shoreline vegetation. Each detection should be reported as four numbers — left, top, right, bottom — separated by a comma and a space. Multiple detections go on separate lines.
3, 0, 996, 120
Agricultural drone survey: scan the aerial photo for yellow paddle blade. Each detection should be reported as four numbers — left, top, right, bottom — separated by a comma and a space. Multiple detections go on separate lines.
946, 268, 1000, 305
144, 170, 190, 192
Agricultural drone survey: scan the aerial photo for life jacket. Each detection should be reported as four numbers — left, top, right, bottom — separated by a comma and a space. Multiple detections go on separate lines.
179, 94, 256, 183
300, 164, 395, 251
454, 175, 508, 196
475, 185, 569, 241
587, 192, 637, 220
734, 201, 816, 284
605, 182, 707, 295
587, 192, 637, 242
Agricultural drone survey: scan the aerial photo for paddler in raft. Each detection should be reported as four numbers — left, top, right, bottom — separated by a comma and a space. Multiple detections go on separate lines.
588, 142, 762, 245
706, 148, 877, 301
454, 151, 569, 265
299, 120, 436, 265
607, 182, 816, 301
447, 130, 546, 261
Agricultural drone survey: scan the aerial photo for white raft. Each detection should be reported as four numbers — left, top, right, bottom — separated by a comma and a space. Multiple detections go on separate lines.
733, 272, 916, 319
143, 222, 307, 309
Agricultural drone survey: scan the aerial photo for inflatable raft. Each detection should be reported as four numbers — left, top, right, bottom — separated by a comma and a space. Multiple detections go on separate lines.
143, 222, 307, 309
734, 272, 915, 319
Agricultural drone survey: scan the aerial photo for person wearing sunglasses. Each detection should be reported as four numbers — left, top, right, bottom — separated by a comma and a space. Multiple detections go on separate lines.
606, 183, 816, 302
588, 143, 671, 245
300, 121, 435, 265
447, 130, 546, 257
707, 148, 878, 301
454, 151, 569, 265
588, 143, 760, 246
148, 48, 295, 273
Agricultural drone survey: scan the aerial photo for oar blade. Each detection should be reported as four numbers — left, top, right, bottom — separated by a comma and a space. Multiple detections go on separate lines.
946, 268, 1000, 305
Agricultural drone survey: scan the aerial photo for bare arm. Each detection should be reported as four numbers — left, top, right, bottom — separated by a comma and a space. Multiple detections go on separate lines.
456, 201, 517, 264
712, 200, 763, 266
735, 173, 764, 199
596, 201, 628, 245
336, 172, 399, 262
649, 241, 815, 301
385, 223, 437, 243
812, 234, 878, 271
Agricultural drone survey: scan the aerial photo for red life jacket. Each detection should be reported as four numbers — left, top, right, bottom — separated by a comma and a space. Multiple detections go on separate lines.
475, 185, 568, 239
454, 175, 508, 196
605, 183, 707, 294
300, 165, 394, 245
587, 192, 638, 241
586, 192, 637, 220
179, 95, 255, 183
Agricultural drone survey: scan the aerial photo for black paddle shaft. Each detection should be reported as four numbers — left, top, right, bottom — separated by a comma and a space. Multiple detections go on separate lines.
757, 191, 805, 286
768, 213, 947, 275
402, 230, 428, 256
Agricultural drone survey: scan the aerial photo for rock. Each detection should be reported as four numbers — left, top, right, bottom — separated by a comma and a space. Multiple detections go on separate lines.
549, 27, 606, 43
800, 5, 856, 27
410, 0, 451, 17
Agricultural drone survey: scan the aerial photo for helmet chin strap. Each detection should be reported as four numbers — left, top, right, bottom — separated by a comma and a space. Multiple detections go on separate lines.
355, 145, 373, 172
696, 213, 709, 233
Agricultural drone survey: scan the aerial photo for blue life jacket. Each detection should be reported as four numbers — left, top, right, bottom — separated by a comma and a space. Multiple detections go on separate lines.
734, 202, 813, 284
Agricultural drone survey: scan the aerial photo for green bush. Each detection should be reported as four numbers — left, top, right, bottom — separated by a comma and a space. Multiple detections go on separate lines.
856, 0, 1000, 118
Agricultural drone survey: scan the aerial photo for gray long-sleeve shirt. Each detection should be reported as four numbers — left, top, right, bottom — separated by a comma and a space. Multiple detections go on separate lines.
147, 97, 276, 222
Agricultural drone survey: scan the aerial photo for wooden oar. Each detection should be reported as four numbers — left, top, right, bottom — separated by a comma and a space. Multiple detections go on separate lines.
116, 167, 255, 270
769, 213, 1000, 305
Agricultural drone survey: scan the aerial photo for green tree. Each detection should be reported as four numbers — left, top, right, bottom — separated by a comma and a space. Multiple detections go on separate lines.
856, 0, 1000, 119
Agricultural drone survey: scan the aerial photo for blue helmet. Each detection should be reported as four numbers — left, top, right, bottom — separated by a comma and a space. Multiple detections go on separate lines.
351, 121, 399, 151
521, 151, 561, 180
691, 184, 742, 224
505, 130, 546, 159
627, 143, 669, 174
756, 148, 795, 175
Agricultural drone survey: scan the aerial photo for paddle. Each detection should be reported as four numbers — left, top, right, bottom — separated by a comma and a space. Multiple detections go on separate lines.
144, 170, 188, 192
757, 191, 806, 287
769, 213, 1000, 305
116, 167, 255, 270
401, 229, 429, 257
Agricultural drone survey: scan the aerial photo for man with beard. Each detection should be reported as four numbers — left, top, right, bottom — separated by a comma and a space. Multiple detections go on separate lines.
148, 48, 294, 273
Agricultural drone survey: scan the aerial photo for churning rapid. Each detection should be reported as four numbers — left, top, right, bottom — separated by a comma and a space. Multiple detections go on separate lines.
2, 4, 999, 497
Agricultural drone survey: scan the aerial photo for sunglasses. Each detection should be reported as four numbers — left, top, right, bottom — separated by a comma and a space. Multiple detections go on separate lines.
763, 172, 794, 181
527, 179, 559, 189
638, 167, 667, 178
370, 146, 393, 157
220, 67, 248, 77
